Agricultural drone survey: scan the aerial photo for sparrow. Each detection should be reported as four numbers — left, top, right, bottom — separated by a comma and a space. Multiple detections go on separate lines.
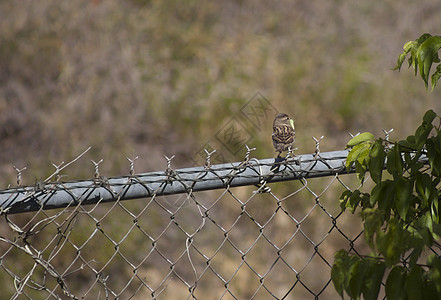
272, 113, 295, 157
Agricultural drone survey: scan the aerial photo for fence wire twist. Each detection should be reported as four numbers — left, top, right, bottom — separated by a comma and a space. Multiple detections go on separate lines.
0, 149, 433, 299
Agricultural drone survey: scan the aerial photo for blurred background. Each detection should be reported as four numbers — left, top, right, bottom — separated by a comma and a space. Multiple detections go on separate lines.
0, 1, 441, 299
1, 0, 440, 184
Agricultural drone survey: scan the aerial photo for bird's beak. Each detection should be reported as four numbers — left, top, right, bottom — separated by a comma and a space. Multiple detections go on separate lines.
289, 119, 294, 129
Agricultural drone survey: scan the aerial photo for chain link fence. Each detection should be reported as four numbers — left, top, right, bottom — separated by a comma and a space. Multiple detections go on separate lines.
0, 148, 375, 299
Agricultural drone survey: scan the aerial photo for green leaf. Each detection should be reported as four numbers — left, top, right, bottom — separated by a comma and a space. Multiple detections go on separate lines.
433, 131, 441, 155
395, 177, 412, 220
331, 250, 360, 297
369, 184, 380, 207
331, 253, 345, 296
355, 159, 367, 182
346, 143, 367, 169
423, 280, 440, 300
386, 143, 404, 177
339, 190, 352, 212
348, 260, 365, 298
346, 132, 375, 148
434, 51, 441, 63
348, 190, 361, 213
361, 258, 386, 300
394, 41, 414, 71
377, 218, 410, 266
405, 266, 424, 300
408, 54, 415, 70
432, 64, 441, 90
403, 40, 415, 53
415, 122, 433, 151
386, 146, 395, 175
361, 208, 383, 249
369, 140, 386, 184
412, 33, 433, 76
394, 143, 404, 175
357, 143, 371, 164
416, 226, 434, 247
331, 250, 347, 296
376, 180, 395, 221
394, 53, 406, 71
416, 173, 432, 208
386, 266, 406, 300
398, 138, 416, 150
416, 33, 433, 44
408, 248, 423, 269
407, 134, 416, 145
346, 141, 372, 181
359, 192, 371, 209
417, 35, 441, 88
417, 213, 436, 239
426, 138, 441, 177
433, 223, 441, 237
423, 109, 437, 124
427, 255, 441, 295
410, 160, 425, 176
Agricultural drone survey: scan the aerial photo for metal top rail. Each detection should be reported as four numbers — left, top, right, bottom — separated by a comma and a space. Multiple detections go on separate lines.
0, 150, 350, 214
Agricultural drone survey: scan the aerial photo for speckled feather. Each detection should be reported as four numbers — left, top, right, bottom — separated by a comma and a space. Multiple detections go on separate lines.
272, 113, 295, 154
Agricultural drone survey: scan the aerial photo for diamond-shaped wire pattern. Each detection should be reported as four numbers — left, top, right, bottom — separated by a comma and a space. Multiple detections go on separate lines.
0, 150, 434, 299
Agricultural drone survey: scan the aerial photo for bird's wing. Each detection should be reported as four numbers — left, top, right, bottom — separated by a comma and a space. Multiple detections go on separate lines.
272, 124, 295, 144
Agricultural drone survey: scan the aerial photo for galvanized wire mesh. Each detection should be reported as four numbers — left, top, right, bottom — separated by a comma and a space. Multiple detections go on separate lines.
0, 150, 380, 299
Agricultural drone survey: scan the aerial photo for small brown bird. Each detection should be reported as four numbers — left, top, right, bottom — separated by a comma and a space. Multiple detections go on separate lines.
272, 113, 295, 157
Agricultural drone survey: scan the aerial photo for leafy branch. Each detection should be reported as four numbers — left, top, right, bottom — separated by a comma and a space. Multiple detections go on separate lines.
332, 33, 441, 299
395, 33, 441, 90
332, 110, 441, 299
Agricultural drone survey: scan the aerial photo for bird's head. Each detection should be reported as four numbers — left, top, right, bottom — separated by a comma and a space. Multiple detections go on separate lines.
273, 113, 293, 127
